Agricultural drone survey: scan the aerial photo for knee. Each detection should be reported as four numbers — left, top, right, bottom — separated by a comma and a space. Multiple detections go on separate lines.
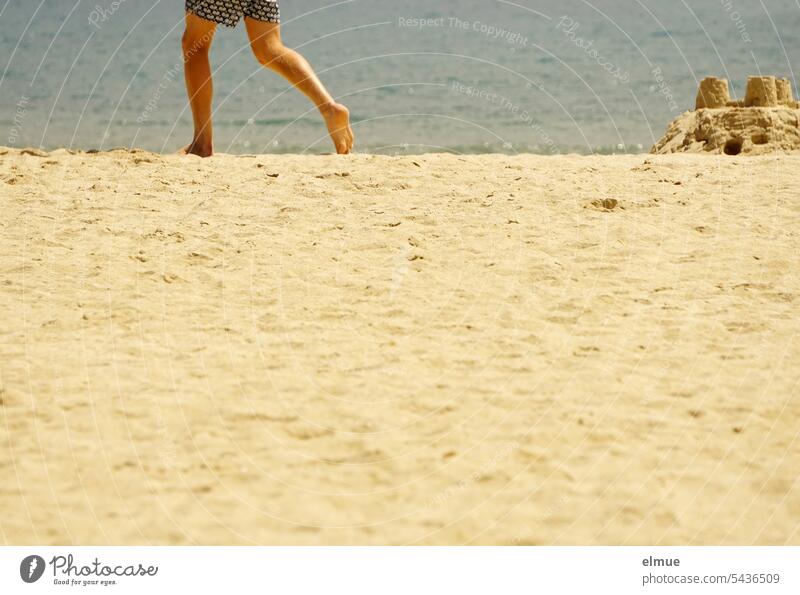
182, 29, 213, 58
251, 36, 286, 66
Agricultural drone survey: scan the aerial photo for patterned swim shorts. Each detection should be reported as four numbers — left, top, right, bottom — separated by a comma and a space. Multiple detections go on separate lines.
186, 0, 280, 27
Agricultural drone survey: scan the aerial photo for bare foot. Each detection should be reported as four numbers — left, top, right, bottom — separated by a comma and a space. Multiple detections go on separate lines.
320, 102, 354, 154
179, 140, 213, 158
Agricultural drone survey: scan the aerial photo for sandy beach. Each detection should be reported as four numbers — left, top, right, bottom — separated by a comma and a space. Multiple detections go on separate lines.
1, 148, 798, 545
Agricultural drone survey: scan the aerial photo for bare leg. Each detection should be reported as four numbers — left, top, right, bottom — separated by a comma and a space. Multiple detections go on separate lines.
245, 18, 354, 154
181, 12, 217, 157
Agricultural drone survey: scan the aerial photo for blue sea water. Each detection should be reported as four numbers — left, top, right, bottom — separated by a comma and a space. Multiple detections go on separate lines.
1, 0, 798, 154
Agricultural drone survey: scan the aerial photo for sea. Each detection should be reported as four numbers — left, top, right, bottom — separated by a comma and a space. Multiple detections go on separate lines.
1, 0, 798, 154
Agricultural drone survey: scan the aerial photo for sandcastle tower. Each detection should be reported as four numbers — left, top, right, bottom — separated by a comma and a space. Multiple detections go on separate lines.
776, 78, 795, 105
744, 76, 779, 107
695, 77, 731, 109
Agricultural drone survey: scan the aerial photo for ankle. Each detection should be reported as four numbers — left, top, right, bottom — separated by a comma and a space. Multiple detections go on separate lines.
319, 101, 342, 117
191, 136, 213, 150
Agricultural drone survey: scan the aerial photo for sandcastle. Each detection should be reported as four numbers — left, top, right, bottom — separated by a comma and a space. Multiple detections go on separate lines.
653, 76, 800, 155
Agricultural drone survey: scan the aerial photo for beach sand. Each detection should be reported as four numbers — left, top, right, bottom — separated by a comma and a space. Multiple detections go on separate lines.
1, 148, 798, 545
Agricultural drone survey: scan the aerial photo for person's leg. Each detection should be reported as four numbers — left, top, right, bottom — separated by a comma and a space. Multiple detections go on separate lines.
181, 12, 218, 157
244, 18, 354, 154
